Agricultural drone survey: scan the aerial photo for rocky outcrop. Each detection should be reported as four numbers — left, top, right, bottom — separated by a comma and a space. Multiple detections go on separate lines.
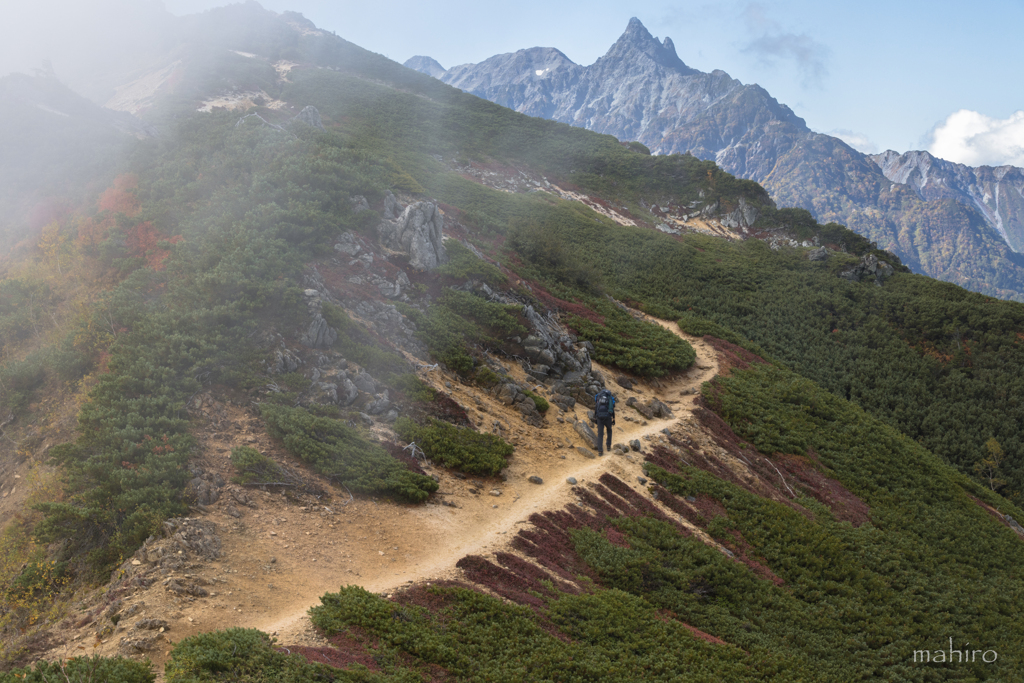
808, 246, 829, 261
839, 254, 895, 285
377, 196, 449, 270
290, 105, 325, 131
720, 198, 759, 230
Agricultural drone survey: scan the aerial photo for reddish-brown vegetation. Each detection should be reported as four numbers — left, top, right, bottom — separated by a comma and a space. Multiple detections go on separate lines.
703, 336, 769, 375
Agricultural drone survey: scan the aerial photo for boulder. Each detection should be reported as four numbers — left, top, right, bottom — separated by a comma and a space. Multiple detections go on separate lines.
626, 396, 654, 419
650, 399, 674, 419
301, 315, 337, 349
335, 231, 362, 256
290, 105, 325, 131
377, 201, 449, 269
839, 254, 895, 285
808, 246, 829, 261
352, 372, 377, 394
574, 420, 598, 448
340, 378, 359, 405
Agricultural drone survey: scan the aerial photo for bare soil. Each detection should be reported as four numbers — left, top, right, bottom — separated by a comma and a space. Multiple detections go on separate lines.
34, 320, 720, 679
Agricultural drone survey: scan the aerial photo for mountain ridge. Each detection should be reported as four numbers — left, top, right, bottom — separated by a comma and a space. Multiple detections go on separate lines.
406, 18, 1024, 302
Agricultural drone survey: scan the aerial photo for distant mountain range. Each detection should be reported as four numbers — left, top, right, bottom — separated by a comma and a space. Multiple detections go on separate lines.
406, 18, 1024, 301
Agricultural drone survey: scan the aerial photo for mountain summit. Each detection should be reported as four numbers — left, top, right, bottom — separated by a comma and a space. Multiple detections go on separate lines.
407, 18, 1024, 302
413, 18, 804, 159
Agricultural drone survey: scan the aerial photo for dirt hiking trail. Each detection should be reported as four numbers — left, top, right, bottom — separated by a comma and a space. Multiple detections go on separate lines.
45, 320, 718, 677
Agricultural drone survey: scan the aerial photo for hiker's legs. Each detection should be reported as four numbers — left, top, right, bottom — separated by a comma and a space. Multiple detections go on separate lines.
606, 419, 613, 449
596, 419, 605, 453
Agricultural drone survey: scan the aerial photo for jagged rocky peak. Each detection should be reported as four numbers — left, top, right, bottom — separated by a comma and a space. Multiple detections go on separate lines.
599, 17, 696, 74
404, 56, 447, 78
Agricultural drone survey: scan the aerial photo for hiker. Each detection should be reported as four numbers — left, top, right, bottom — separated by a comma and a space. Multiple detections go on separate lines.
593, 387, 616, 455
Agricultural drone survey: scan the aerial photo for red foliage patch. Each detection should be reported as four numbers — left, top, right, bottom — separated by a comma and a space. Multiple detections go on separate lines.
124, 221, 182, 270
519, 279, 605, 325
289, 642, 380, 672
722, 529, 785, 586
455, 555, 546, 608
776, 451, 871, 527
702, 336, 768, 376
604, 527, 631, 548
425, 392, 472, 427
97, 174, 140, 216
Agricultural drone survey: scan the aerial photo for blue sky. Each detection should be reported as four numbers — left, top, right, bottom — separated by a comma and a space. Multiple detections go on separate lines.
5, 0, 1024, 166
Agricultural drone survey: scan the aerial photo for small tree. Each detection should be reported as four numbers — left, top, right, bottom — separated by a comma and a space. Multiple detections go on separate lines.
974, 438, 1006, 491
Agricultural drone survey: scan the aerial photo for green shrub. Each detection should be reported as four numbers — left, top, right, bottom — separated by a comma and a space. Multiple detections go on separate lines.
0, 656, 154, 682
165, 627, 399, 682
391, 373, 435, 403
568, 303, 696, 377
394, 417, 513, 476
435, 240, 507, 286
260, 405, 437, 502
229, 446, 285, 484
473, 366, 502, 388
676, 314, 771, 360
524, 389, 549, 413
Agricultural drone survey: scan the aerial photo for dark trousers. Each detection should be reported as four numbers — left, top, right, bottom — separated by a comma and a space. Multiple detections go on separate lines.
596, 416, 613, 453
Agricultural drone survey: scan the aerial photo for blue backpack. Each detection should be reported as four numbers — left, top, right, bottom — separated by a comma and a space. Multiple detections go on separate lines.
595, 389, 615, 418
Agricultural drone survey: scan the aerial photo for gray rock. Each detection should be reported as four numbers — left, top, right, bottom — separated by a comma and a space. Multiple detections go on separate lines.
574, 420, 598, 448
290, 105, 325, 131
575, 446, 596, 459
301, 315, 337, 349
377, 201, 449, 269
349, 196, 370, 214
340, 378, 359, 405
566, 477, 578, 485
537, 349, 557, 366
367, 392, 391, 415
528, 476, 543, 485
629, 439, 641, 451
353, 372, 377, 394
135, 618, 170, 631
839, 254, 895, 285
615, 375, 634, 390
270, 348, 302, 374
187, 477, 219, 506
650, 399, 674, 419
626, 396, 654, 420
496, 383, 519, 406
637, 476, 648, 485
383, 190, 400, 219
808, 246, 829, 261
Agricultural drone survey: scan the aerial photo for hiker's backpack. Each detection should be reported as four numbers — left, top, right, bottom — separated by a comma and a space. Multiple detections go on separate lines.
595, 389, 615, 418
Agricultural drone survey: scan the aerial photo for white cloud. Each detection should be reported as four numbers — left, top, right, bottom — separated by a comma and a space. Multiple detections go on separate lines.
928, 109, 1024, 167
828, 129, 878, 154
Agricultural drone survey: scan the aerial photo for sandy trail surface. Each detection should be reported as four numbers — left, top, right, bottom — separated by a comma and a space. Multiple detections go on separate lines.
51, 319, 717, 677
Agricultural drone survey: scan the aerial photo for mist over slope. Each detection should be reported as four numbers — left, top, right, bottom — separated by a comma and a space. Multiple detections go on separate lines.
1, 3, 1023, 680
407, 18, 1024, 302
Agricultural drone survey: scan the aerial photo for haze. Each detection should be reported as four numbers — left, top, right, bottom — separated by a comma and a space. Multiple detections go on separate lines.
2, 0, 1023, 166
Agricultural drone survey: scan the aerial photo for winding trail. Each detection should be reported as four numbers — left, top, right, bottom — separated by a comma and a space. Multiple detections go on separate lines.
95, 318, 718, 679
260, 319, 719, 645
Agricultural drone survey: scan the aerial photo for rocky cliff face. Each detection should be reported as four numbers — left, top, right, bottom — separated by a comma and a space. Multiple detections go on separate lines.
870, 150, 1024, 252
406, 18, 1024, 302
418, 18, 805, 162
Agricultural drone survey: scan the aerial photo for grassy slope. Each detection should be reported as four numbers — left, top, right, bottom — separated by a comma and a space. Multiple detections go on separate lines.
2, 5, 1024, 678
